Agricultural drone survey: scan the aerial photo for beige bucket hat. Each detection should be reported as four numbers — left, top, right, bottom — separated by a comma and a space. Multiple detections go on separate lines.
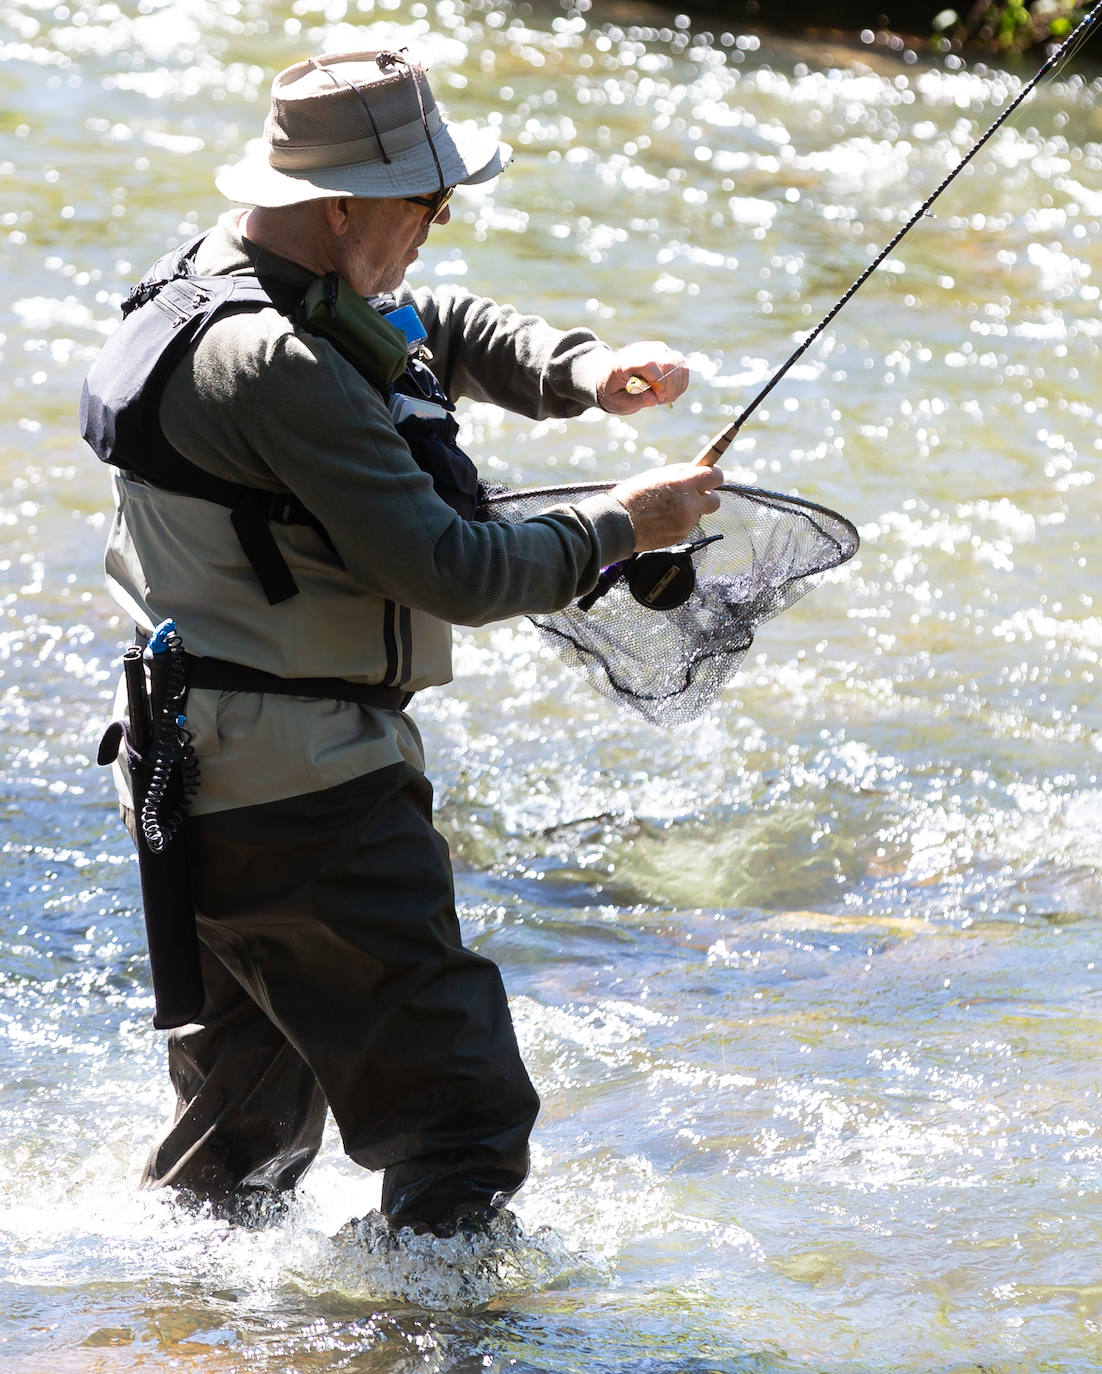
215, 49, 511, 207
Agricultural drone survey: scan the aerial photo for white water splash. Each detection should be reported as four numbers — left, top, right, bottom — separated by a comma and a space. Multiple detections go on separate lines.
321, 1208, 594, 1310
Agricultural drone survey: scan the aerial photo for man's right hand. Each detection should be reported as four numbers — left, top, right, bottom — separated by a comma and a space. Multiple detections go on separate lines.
611, 462, 725, 553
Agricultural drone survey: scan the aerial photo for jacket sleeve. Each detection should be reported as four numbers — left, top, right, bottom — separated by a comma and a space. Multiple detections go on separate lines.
407, 284, 615, 420
162, 318, 635, 627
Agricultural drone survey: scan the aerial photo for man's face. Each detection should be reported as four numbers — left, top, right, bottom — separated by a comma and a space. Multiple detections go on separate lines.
334, 195, 451, 296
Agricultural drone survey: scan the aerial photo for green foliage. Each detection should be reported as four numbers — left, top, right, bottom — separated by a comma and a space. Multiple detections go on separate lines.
942, 0, 1089, 54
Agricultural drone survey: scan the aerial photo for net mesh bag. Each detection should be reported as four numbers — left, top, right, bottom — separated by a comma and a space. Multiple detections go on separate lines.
482, 482, 859, 726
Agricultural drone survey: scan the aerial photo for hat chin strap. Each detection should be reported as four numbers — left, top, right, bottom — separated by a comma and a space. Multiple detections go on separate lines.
375, 49, 446, 193
307, 56, 393, 166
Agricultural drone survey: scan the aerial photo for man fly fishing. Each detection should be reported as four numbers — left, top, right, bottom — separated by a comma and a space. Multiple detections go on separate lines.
83, 47, 722, 1239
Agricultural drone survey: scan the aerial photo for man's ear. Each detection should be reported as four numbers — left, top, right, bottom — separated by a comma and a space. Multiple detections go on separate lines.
323, 196, 354, 236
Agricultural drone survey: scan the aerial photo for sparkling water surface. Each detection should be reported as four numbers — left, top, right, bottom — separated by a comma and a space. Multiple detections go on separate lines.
1, 1, 1099, 1370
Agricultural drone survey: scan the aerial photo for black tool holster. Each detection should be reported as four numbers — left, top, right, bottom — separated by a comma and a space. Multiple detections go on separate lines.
98, 642, 205, 1030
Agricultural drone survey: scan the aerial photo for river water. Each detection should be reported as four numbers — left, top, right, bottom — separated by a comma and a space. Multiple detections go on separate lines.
1, 1, 1100, 1370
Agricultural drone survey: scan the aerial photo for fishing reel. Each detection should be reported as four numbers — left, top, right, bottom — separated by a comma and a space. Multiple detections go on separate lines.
577, 534, 723, 613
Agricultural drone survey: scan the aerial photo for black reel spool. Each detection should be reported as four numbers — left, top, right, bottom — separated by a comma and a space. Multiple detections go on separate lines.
594, 533, 723, 612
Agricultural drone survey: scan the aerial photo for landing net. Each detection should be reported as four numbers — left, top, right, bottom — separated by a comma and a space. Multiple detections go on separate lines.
482, 483, 859, 726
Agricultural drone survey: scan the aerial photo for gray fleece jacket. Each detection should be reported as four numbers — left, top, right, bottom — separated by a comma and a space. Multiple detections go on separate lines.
105, 212, 635, 814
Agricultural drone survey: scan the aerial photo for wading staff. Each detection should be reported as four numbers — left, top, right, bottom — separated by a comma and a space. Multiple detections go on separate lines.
630, 0, 1102, 462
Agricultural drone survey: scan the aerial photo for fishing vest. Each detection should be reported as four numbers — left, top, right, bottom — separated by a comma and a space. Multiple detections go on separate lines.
80, 234, 480, 607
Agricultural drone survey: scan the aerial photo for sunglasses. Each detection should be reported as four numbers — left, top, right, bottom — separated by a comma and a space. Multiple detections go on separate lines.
403, 185, 455, 223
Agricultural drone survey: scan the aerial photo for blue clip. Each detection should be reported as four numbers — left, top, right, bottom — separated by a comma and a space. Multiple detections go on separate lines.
148, 619, 177, 655
384, 305, 428, 352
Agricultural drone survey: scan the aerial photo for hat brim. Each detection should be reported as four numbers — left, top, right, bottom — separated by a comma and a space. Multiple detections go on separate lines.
215, 119, 511, 208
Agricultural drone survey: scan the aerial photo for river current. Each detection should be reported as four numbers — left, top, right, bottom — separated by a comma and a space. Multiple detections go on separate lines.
1, 1, 1100, 1370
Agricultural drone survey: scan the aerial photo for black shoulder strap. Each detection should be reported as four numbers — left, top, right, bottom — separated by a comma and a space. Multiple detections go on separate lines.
121, 231, 209, 318
82, 249, 330, 605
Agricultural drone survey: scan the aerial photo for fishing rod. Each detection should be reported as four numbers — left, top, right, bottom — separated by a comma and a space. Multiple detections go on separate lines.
631, 0, 1102, 463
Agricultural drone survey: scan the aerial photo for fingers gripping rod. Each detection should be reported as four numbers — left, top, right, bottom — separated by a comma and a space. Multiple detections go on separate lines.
692, 0, 1102, 467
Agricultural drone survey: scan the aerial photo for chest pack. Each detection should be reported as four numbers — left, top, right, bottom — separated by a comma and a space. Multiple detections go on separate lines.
80, 235, 480, 605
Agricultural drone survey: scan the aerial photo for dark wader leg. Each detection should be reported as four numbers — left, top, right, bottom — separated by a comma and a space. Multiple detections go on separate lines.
143, 761, 539, 1231
141, 942, 328, 1199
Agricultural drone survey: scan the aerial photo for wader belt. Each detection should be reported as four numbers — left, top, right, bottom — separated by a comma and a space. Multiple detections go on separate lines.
134, 630, 412, 709
189, 656, 412, 709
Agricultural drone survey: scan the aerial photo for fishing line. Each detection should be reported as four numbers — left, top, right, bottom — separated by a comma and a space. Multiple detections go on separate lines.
628, 0, 1102, 458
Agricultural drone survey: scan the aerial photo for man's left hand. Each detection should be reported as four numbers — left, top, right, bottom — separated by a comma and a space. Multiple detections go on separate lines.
596, 342, 689, 414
